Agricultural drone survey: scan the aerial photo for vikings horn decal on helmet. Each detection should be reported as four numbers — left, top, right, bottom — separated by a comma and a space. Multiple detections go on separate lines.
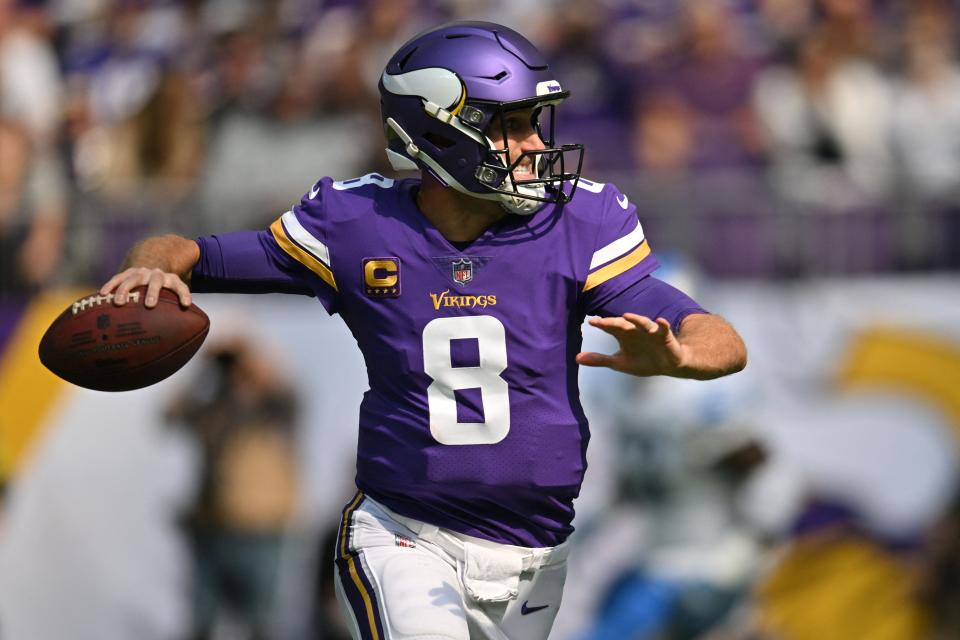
378, 21, 584, 215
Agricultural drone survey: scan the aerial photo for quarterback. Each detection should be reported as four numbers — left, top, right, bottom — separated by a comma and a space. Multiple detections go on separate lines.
101, 22, 746, 640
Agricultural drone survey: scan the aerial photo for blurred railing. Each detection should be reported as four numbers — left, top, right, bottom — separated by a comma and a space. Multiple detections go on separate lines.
604, 170, 960, 278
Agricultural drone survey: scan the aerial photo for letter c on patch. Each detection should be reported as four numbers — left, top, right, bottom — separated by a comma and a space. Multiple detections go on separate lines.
364, 260, 398, 287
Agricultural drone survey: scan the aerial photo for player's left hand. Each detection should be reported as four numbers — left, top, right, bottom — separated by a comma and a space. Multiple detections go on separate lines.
576, 313, 688, 377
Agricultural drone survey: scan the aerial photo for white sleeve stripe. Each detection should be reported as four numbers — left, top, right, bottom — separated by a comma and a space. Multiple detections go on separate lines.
589, 220, 645, 270
281, 210, 331, 267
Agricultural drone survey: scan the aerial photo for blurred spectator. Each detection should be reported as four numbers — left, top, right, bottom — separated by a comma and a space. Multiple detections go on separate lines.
74, 65, 205, 202
817, 0, 887, 62
891, 2, 960, 204
167, 339, 300, 640
536, 0, 635, 173
0, 0, 68, 297
632, 1, 764, 175
753, 26, 894, 209
889, 1, 960, 269
574, 430, 768, 640
195, 0, 419, 231
60, 1, 208, 282
756, 0, 816, 59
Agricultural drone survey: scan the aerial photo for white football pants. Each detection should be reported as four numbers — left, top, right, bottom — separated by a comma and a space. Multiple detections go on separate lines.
334, 493, 569, 640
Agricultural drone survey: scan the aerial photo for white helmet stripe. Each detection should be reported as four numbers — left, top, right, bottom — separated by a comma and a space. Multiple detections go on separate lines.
381, 68, 464, 110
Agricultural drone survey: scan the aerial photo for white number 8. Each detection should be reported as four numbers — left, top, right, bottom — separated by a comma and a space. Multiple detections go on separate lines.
422, 316, 510, 445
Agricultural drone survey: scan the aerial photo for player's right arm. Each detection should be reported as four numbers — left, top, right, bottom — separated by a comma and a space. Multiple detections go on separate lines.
101, 234, 199, 308
100, 228, 321, 309
102, 178, 339, 309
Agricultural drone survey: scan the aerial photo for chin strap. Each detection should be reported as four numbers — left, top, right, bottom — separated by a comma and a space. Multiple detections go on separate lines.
386, 117, 422, 160
499, 180, 546, 215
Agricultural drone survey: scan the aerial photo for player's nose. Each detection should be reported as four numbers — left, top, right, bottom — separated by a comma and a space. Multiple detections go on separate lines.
517, 127, 545, 154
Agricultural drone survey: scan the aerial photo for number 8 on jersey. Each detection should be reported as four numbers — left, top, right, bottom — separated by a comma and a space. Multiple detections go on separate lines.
423, 315, 510, 445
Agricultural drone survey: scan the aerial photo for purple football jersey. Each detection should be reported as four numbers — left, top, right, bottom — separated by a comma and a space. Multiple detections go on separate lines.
195, 173, 705, 547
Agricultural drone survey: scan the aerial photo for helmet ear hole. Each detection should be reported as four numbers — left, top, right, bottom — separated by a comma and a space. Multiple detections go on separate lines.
424, 132, 456, 150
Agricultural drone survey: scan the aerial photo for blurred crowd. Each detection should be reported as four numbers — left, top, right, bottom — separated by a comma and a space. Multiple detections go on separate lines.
2, 0, 960, 300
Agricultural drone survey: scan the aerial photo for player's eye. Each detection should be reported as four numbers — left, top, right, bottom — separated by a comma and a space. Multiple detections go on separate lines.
506, 112, 536, 135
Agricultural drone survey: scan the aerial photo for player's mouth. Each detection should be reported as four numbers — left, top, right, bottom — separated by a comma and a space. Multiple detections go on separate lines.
512, 164, 536, 181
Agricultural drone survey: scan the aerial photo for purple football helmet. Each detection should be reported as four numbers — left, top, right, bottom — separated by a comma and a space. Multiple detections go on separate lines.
379, 21, 584, 214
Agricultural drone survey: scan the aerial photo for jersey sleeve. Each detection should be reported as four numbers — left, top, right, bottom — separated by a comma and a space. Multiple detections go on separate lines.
263, 177, 343, 313
192, 177, 342, 314
581, 183, 660, 313
191, 230, 316, 296
592, 275, 708, 334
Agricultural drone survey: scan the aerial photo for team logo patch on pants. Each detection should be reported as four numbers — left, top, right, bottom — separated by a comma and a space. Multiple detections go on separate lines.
395, 534, 417, 548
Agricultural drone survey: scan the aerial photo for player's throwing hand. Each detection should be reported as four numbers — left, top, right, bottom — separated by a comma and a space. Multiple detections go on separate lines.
100, 267, 192, 309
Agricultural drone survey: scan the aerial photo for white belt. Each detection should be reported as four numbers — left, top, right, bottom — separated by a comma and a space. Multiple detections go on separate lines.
366, 496, 570, 569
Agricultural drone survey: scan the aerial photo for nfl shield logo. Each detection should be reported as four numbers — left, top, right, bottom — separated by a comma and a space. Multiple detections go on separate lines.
452, 258, 473, 285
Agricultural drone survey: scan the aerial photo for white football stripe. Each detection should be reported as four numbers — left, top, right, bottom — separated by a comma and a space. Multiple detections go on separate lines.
589, 220, 645, 270
281, 210, 331, 267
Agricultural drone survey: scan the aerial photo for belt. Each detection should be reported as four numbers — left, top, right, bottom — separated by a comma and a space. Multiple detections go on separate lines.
364, 496, 570, 571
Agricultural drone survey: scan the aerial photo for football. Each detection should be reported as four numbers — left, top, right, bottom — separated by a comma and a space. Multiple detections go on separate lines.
38, 287, 210, 392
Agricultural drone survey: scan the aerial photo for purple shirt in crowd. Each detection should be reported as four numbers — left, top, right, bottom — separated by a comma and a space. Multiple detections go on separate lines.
192, 173, 706, 547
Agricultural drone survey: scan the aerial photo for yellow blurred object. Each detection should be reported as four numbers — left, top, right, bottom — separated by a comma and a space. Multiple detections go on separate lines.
0, 289, 84, 479
756, 536, 930, 640
839, 328, 960, 437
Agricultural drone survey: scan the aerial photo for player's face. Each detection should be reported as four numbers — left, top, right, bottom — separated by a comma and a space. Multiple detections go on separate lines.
486, 107, 546, 180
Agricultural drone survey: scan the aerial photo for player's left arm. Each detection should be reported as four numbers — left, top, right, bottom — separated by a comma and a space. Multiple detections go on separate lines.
577, 182, 746, 379
577, 310, 746, 380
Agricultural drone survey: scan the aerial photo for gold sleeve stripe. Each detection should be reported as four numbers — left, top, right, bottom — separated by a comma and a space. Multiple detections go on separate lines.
270, 218, 338, 291
590, 220, 645, 269
583, 240, 651, 292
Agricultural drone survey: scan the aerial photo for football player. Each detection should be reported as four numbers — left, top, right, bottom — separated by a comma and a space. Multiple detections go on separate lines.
100, 22, 746, 640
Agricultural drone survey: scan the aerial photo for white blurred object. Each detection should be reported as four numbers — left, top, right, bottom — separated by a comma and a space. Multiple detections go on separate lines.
754, 57, 894, 205
88, 57, 160, 124
737, 458, 807, 537
752, 391, 959, 538
0, 385, 199, 640
0, 29, 63, 140
891, 70, 960, 200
